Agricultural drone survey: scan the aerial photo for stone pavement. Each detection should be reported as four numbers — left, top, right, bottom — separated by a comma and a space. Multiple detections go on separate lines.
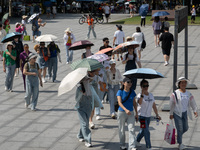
0, 13, 199, 150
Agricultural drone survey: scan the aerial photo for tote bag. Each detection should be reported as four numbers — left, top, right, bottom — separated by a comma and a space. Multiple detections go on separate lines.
164, 120, 176, 145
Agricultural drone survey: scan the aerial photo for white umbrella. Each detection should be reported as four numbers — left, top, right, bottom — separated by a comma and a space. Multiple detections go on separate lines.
58, 68, 88, 96
28, 13, 39, 23
125, 2, 129, 5
35, 34, 59, 42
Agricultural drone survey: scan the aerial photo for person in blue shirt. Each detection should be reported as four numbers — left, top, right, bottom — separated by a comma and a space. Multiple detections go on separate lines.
116, 77, 138, 150
47, 42, 61, 82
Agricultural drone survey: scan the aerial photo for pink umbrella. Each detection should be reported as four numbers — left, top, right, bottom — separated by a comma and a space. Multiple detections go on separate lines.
113, 41, 139, 54
87, 54, 109, 62
95, 48, 113, 54
68, 40, 94, 50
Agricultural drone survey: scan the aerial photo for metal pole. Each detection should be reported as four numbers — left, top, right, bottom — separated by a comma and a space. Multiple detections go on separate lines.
9, 0, 12, 17
173, 10, 179, 91
185, 7, 188, 79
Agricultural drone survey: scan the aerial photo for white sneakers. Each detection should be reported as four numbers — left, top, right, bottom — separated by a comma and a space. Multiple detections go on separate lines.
85, 142, 92, 148
78, 138, 84, 142
42, 77, 46, 83
164, 62, 169, 66
96, 115, 101, 120
179, 144, 186, 150
111, 113, 116, 119
89, 122, 95, 129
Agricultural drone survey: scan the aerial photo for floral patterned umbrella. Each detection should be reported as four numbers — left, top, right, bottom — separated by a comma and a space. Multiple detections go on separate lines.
87, 54, 109, 62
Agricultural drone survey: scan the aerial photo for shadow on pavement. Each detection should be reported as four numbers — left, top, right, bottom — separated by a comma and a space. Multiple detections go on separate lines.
36, 108, 76, 112
154, 96, 170, 101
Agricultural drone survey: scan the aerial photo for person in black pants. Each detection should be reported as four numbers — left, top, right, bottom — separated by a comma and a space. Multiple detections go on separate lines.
141, 16, 146, 27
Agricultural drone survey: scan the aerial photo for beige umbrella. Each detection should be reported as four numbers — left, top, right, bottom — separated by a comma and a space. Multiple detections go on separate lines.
58, 68, 88, 96
35, 34, 59, 42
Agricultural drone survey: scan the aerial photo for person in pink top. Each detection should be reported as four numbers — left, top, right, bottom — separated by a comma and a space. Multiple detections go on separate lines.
15, 22, 24, 40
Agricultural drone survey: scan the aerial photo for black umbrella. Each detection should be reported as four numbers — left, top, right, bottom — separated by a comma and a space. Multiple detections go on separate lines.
123, 68, 164, 79
1, 32, 22, 43
68, 40, 94, 50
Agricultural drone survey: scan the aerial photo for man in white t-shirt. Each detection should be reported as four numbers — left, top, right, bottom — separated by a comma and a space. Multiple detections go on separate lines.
113, 25, 125, 61
103, 4, 111, 23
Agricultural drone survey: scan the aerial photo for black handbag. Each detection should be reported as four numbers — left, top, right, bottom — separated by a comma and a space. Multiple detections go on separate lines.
114, 90, 132, 112
141, 33, 146, 49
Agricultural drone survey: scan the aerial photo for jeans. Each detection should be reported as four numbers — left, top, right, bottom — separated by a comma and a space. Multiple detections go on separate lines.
23, 29, 27, 35
87, 26, 96, 39
5, 64, 16, 90
77, 96, 92, 143
136, 116, 151, 148
48, 57, 58, 82
65, 45, 73, 63
118, 111, 136, 149
108, 84, 120, 115
95, 89, 104, 115
173, 112, 188, 144
25, 76, 39, 110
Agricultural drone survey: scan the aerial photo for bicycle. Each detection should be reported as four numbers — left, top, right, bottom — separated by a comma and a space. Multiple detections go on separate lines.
78, 14, 97, 25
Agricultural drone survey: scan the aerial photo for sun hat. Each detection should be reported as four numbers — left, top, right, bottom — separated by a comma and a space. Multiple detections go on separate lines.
22, 15, 28, 19
15, 22, 20, 27
65, 28, 72, 33
28, 53, 37, 60
109, 59, 116, 65
126, 36, 133, 41
6, 42, 14, 47
176, 77, 189, 87
123, 77, 132, 83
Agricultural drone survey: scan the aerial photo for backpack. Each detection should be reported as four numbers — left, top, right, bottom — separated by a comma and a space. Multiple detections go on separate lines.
161, 22, 165, 33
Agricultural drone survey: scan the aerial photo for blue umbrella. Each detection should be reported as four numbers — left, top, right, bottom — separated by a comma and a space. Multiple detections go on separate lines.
139, 4, 149, 16
1, 32, 23, 43
152, 11, 170, 17
123, 68, 164, 79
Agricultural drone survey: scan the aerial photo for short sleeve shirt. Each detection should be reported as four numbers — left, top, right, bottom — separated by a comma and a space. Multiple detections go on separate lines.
114, 30, 125, 45
159, 32, 174, 50
136, 93, 155, 117
3, 50, 16, 66
116, 89, 136, 112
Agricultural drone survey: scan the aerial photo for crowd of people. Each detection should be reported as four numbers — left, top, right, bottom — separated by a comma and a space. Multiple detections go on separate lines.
0, 10, 198, 150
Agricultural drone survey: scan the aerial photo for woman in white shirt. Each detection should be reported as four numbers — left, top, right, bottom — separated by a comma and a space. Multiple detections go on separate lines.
169, 77, 198, 150
106, 60, 123, 119
132, 27, 144, 59
63, 28, 76, 64
136, 79, 161, 150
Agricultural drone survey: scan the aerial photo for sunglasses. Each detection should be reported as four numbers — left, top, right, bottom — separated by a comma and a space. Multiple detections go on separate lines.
126, 81, 132, 84
142, 85, 149, 88
105, 41, 109, 43
113, 73, 115, 80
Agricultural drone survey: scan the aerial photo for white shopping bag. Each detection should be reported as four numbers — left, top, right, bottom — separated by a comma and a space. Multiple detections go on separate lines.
164, 120, 176, 145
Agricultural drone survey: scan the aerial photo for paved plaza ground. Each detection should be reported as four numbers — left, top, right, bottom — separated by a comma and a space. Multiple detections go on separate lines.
0, 13, 199, 150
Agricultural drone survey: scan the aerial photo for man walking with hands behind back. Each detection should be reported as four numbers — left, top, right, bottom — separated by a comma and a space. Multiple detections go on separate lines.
158, 27, 174, 66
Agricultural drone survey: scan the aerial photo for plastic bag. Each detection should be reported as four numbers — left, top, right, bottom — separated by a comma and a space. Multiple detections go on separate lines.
164, 120, 176, 145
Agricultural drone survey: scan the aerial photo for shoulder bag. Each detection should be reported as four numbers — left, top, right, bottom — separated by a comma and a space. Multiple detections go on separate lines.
141, 33, 146, 49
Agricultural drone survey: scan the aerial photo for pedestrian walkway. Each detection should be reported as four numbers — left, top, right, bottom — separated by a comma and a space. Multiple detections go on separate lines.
0, 14, 199, 150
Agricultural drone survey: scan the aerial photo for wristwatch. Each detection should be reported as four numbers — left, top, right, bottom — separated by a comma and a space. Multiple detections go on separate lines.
141, 94, 144, 98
